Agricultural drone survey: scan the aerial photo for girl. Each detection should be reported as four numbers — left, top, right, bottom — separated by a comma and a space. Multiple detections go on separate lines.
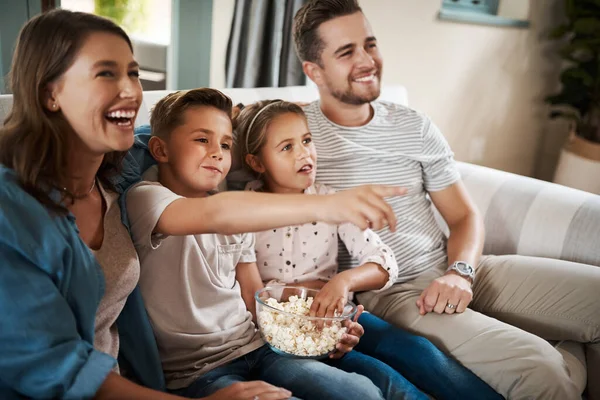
235, 100, 503, 400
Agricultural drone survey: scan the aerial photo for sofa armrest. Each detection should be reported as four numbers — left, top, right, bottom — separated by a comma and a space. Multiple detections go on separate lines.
457, 162, 600, 267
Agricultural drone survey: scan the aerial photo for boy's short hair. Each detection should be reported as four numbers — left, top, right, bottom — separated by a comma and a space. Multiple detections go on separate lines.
293, 0, 362, 66
150, 88, 233, 138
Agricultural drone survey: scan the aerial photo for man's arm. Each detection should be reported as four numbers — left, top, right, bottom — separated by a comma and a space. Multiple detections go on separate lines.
430, 181, 484, 269
416, 181, 485, 315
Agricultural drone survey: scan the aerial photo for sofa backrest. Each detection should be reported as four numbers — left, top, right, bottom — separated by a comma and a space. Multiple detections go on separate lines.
0, 85, 409, 126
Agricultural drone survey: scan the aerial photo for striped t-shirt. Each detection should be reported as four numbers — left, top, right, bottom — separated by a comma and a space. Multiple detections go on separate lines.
304, 100, 461, 283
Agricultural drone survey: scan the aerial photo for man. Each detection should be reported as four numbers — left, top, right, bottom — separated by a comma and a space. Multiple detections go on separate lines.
292, 1, 600, 399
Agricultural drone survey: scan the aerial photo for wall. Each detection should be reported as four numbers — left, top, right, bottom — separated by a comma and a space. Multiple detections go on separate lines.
0, 0, 42, 94
210, 0, 235, 89
359, 0, 567, 179
210, 0, 567, 179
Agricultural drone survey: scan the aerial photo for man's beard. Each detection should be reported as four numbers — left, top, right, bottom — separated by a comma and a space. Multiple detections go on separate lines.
329, 72, 382, 105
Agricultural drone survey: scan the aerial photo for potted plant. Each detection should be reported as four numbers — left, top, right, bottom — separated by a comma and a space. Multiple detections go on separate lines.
546, 0, 600, 194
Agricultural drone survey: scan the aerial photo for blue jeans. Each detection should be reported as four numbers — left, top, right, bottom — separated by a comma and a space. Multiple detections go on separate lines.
350, 312, 503, 400
327, 349, 428, 400
170, 344, 384, 400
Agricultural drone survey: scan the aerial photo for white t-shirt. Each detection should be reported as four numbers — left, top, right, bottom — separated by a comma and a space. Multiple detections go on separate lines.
126, 181, 263, 389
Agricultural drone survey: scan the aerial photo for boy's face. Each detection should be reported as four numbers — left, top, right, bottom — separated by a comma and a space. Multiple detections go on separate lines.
307, 12, 382, 105
163, 106, 233, 195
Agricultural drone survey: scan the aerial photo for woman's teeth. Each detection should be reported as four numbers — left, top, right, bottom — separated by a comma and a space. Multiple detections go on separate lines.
106, 110, 136, 119
105, 110, 136, 126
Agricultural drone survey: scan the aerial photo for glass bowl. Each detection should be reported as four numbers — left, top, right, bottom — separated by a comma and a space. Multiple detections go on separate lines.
255, 286, 358, 359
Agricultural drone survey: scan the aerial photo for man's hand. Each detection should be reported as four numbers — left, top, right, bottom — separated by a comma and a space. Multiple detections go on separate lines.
416, 272, 473, 315
309, 276, 350, 318
329, 305, 364, 359
204, 381, 292, 400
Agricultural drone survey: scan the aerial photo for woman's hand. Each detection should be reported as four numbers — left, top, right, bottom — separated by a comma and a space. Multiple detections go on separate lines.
204, 381, 292, 400
320, 185, 406, 232
309, 276, 350, 318
328, 305, 365, 359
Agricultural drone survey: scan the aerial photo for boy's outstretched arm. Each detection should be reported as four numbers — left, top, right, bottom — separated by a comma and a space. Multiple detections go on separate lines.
154, 185, 406, 236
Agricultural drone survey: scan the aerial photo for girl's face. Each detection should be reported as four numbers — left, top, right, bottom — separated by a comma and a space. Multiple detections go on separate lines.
253, 112, 317, 194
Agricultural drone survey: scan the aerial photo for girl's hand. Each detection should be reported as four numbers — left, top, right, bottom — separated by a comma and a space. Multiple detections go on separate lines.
309, 276, 350, 318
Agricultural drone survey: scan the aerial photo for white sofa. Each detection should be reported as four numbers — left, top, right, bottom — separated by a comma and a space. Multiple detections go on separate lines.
1, 85, 598, 387
4, 85, 597, 267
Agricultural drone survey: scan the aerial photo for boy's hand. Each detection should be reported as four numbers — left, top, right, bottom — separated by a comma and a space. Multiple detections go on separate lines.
204, 381, 292, 400
309, 276, 350, 318
321, 185, 406, 232
329, 305, 365, 359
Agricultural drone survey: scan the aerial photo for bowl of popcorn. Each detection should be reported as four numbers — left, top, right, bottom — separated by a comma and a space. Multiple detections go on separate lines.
255, 286, 358, 359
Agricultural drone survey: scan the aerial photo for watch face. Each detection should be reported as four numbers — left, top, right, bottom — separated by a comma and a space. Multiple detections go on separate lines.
457, 262, 473, 274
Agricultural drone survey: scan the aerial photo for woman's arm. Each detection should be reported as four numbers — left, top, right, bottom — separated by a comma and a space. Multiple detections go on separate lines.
155, 185, 405, 236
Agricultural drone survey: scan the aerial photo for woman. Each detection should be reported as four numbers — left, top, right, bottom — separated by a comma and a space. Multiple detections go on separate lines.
0, 10, 402, 399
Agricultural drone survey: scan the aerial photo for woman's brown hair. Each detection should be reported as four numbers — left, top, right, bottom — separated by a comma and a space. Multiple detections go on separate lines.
0, 9, 133, 213
234, 100, 306, 179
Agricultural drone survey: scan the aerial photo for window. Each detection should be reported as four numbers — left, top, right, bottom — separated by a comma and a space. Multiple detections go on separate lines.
61, 0, 171, 89
439, 0, 529, 28
61, 0, 171, 45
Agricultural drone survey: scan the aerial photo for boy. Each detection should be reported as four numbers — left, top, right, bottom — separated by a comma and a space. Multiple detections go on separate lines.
125, 88, 398, 399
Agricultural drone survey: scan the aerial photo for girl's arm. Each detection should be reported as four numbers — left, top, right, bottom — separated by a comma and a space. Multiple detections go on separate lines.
309, 263, 388, 318
310, 222, 399, 318
155, 185, 405, 236
276, 279, 327, 290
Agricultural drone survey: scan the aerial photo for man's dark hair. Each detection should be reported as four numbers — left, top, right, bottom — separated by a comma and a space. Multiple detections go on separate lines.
293, 0, 363, 66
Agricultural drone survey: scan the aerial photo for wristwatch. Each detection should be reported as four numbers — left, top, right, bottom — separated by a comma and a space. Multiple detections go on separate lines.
447, 261, 475, 283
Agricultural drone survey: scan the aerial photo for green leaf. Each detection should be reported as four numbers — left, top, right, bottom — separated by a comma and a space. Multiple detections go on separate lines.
561, 66, 595, 85
559, 43, 595, 61
574, 18, 600, 34
547, 0, 600, 126
566, 0, 576, 18
549, 24, 571, 39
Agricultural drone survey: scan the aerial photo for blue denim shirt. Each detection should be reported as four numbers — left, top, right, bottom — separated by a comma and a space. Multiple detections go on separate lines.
0, 126, 160, 399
